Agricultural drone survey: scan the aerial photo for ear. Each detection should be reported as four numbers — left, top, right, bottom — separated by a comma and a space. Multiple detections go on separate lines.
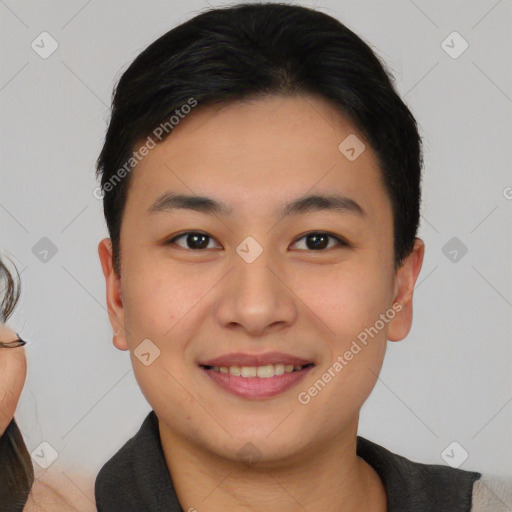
387, 237, 425, 342
98, 238, 129, 351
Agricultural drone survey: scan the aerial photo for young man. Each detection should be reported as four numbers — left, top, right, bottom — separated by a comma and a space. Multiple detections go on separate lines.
94, 3, 507, 511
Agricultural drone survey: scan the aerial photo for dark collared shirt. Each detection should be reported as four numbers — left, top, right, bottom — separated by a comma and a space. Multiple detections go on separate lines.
95, 410, 481, 511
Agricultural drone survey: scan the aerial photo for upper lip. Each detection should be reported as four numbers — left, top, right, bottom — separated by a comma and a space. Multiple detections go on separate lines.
199, 352, 314, 367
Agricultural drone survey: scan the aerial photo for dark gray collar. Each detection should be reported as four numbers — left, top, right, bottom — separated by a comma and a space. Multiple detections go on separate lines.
95, 410, 481, 511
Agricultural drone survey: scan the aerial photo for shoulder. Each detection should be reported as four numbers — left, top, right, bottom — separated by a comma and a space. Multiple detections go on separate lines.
23, 479, 76, 512
471, 473, 512, 512
95, 411, 179, 510
23, 473, 96, 512
356, 436, 481, 511
95, 411, 159, 492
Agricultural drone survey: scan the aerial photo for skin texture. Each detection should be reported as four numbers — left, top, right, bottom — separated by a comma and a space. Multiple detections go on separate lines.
99, 94, 424, 511
22, 472, 95, 512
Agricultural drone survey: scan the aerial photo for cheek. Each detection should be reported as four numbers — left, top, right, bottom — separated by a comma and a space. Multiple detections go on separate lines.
122, 259, 203, 338
120, 263, 198, 411
296, 272, 390, 424
120, 260, 214, 396
298, 264, 391, 398
329, 270, 391, 392
299, 264, 393, 345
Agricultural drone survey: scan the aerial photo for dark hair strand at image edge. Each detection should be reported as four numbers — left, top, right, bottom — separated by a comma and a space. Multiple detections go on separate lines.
0, 257, 34, 511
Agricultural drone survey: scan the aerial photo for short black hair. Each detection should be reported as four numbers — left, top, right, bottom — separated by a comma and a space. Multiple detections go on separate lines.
96, 2, 423, 276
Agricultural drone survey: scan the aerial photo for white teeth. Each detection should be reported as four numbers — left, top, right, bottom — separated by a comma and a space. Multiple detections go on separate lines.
229, 366, 241, 376
274, 364, 285, 375
241, 366, 257, 377
256, 365, 274, 378
210, 363, 310, 378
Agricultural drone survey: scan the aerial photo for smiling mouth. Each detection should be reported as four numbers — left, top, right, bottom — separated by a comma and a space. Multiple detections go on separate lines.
200, 362, 315, 378
199, 361, 315, 399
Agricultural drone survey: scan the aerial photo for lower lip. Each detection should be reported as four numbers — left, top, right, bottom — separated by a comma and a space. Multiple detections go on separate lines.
200, 365, 314, 399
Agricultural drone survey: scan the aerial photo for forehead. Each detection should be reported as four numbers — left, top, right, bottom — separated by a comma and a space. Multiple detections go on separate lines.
126, 94, 389, 219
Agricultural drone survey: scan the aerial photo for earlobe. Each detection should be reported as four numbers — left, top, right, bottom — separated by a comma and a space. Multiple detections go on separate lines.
112, 330, 128, 351
98, 238, 129, 351
387, 238, 425, 342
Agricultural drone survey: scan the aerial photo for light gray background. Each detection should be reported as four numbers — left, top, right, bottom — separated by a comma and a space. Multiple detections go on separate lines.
1, 0, 511, 505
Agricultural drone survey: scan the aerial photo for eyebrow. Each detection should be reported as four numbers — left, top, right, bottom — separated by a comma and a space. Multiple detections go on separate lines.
147, 192, 366, 219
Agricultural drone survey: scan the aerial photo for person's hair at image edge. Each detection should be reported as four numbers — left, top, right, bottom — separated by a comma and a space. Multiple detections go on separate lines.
96, 2, 423, 276
0, 256, 35, 510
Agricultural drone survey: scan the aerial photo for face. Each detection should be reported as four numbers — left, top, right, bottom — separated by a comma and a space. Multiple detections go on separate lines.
99, 94, 424, 465
0, 323, 27, 435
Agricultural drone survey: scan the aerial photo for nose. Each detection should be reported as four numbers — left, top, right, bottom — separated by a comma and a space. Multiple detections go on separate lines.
214, 247, 298, 337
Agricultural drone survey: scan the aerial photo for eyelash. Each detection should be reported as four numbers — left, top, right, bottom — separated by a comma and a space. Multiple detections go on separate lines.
165, 231, 349, 251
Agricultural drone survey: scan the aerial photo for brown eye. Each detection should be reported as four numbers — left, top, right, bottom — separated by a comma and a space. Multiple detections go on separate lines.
292, 232, 348, 251
166, 231, 221, 250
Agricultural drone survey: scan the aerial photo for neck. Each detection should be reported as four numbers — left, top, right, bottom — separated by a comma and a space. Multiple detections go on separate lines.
158, 419, 387, 512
